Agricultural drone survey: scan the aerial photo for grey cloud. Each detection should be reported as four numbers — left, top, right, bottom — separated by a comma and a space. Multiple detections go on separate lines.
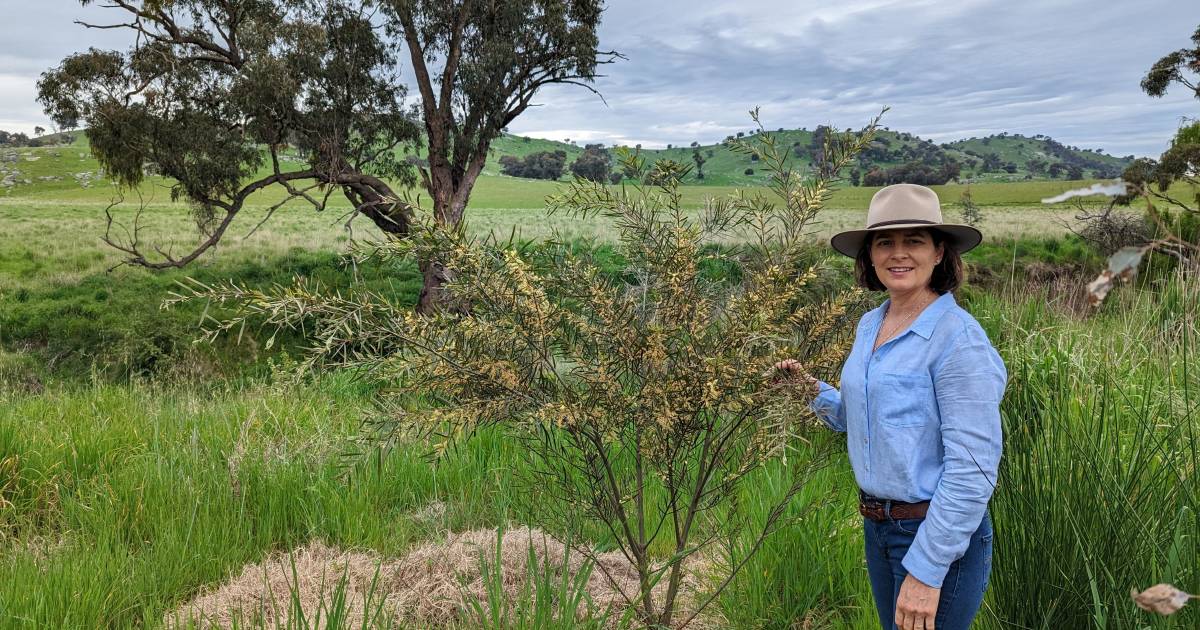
1, 0, 1195, 156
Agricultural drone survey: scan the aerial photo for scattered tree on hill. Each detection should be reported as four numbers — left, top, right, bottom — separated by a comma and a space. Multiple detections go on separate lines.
569, 144, 611, 182
39, 0, 615, 313
691, 148, 706, 180
1067, 165, 1084, 180
862, 160, 960, 186
33, 126, 44, 137
499, 150, 568, 180
849, 168, 861, 186
743, 168, 754, 175
0, 130, 34, 147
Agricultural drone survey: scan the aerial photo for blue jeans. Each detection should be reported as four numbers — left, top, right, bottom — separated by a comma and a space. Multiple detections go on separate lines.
863, 511, 993, 630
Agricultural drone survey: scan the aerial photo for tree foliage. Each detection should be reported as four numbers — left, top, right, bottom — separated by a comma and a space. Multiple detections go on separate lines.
171, 111, 882, 626
40, 0, 423, 269
40, 0, 615, 312
568, 143, 611, 183
499, 150, 567, 180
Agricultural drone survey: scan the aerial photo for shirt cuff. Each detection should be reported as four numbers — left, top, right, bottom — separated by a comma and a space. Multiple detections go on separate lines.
901, 543, 948, 589
808, 381, 843, 431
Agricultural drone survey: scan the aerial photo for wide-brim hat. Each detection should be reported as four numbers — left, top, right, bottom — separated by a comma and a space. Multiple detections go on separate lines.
830, 183, 982, 257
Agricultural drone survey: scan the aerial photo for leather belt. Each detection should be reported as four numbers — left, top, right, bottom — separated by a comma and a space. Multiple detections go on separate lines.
858, 491, 930, 521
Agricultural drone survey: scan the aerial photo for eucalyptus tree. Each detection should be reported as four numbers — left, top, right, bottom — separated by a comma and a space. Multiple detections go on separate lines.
39, 0, 613, 312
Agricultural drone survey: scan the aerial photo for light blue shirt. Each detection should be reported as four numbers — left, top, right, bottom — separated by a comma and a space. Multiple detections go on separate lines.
809, 291, 1007, 588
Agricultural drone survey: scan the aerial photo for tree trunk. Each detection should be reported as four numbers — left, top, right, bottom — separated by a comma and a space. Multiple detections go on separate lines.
415, 195, 468, 314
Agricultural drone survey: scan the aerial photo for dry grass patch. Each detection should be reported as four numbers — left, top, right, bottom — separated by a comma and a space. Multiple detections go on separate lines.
166, 526, 719, 629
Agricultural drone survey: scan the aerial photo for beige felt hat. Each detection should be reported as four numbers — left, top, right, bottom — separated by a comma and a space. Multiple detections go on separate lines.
830, 183, 982, 257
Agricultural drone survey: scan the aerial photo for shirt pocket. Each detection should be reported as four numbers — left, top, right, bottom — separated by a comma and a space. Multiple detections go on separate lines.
872, 372, 935, 427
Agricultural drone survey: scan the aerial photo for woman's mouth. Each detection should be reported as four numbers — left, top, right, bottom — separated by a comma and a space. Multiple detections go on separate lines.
887, 266, 913, 275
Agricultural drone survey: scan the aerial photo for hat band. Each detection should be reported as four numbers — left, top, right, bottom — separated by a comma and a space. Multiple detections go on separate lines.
866, 219, 937, 229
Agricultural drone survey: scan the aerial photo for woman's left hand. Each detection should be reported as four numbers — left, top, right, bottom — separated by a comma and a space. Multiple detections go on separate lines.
895, 573, 941, 629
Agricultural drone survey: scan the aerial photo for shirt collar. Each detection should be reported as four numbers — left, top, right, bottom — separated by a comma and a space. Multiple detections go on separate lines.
909, 291, 956, 339
875, 291, 956, 340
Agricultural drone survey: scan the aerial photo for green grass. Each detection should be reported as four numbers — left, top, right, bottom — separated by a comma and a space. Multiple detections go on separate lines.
1, 169, 1198, 627
3, 271, 1197, 628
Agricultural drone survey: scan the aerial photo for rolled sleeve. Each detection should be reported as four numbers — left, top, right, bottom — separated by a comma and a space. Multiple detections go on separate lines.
902, 327, 1007, 587
809, 380, 847, 432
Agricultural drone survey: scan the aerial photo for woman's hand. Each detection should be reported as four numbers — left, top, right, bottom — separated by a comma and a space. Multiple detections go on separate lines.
770, 359, 819, 396
895, 573, 941, 629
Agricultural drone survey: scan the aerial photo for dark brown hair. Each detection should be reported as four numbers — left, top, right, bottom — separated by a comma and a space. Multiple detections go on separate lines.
853, 228, 964, 294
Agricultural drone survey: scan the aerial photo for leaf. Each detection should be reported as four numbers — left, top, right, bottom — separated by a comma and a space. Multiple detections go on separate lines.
1131, 583, 1196, 615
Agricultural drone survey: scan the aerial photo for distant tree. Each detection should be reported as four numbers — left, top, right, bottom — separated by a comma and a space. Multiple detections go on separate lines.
849, 168, 861, 187
39, 0, 615, 314
749, 152, 759, 162
33, 126, 45, 137
736, 132, 744, 138
1047, 163, 1065, 178
959, 186, 984, 228
691, 148, 706, 180
1003, 162, 1018, 174
666, 144, 672, 149
690, 141, 699, 147
500, 150, 568, 180
743, 168, 754, 175
1067, 165, 1084, 180
705, 149, 714, 158
608, 171, 623, 185
569, 143, 611, 182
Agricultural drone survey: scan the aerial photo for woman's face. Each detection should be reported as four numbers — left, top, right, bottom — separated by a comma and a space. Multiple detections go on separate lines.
869, 228, 944, 294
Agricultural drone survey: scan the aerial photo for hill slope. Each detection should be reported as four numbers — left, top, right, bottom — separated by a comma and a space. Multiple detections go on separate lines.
0, 126, 1135, 200
487, 128, 1135, 186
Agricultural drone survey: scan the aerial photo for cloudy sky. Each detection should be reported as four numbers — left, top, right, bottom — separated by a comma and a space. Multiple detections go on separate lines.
3, 0, 1197, 157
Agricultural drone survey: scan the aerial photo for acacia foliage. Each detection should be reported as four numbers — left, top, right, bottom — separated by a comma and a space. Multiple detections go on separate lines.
171, 111, 882, 626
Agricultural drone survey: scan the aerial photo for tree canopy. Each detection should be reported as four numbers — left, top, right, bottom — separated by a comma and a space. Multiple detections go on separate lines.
40, 0, 615, 312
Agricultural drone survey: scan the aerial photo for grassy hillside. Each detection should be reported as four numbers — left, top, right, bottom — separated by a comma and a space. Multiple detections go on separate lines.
5, 127, 1135, 198
946, 133, 1131, 181
1, 133, 1143, 212
484, 128, 1136, 186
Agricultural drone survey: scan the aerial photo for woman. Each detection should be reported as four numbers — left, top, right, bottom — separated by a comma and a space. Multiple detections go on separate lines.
777, 183, 1007, 630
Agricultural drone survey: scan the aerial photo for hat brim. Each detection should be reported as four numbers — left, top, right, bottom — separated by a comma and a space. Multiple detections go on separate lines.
830, 223, 983, 258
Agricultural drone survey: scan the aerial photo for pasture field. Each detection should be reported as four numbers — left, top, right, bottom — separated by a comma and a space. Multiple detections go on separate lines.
0, 134, 1145, 210
0, 181, 1197, 628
